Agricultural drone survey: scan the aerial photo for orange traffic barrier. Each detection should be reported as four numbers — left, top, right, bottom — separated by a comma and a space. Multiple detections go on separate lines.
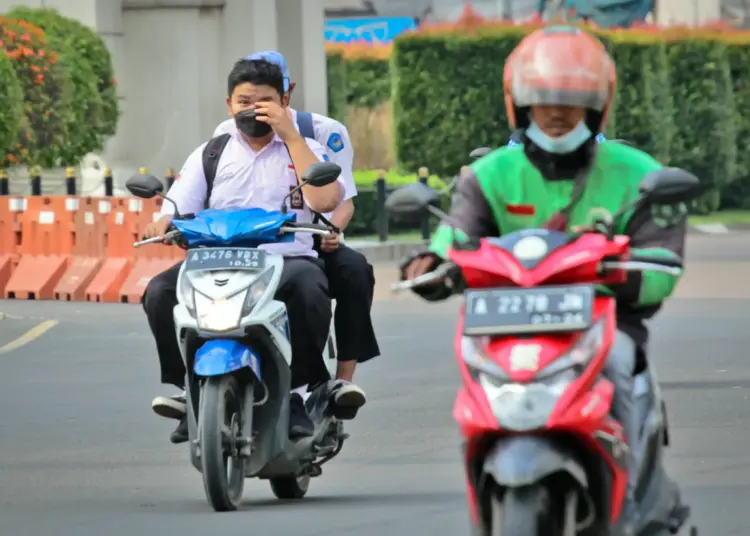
118, 169, 183, 303
53, 196, 110, 301
84, 197, 140, 303
0, 196, 26, 296
4, 196, 77, 299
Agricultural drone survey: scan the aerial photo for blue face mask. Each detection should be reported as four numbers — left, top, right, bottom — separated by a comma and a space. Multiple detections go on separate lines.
525, 120, 593, 154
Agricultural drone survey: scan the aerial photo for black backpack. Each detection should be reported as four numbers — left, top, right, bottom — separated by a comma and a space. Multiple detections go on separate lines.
201, 112, 316, 209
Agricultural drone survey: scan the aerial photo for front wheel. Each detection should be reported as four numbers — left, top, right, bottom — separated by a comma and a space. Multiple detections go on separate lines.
269, 474, 310, 500
490, 484, 576, 536
199, 375, 247, 512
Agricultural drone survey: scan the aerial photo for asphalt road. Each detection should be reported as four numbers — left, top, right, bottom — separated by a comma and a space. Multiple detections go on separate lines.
0, 233, 749, 535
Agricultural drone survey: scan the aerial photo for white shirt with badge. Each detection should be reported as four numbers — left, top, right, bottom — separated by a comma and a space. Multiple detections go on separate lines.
213, 108, 357, 221
161, 128, 344, 258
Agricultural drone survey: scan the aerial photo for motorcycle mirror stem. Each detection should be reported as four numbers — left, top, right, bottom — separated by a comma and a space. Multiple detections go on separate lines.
160, 194, 182, 219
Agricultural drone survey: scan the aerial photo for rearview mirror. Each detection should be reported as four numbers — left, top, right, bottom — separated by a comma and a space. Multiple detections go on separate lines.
126, 170, 164, 199
302, 161, 341, 187
469, 147, 492, 161
639, 168, 702, 204
385, 182, 441, 216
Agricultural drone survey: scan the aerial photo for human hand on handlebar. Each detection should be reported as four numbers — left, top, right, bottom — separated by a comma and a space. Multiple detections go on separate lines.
320, 231, 340, 252
143, 215, 173, 243
401, 252, 442, 282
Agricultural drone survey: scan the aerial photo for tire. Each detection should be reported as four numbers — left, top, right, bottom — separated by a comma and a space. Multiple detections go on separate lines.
199, 375, 247, 512
269, 474, 311, 500
491, 484, 569, 536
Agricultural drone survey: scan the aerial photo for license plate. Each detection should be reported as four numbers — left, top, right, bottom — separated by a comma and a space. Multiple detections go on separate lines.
463, 284, 594, 336
184, 247, 266, 272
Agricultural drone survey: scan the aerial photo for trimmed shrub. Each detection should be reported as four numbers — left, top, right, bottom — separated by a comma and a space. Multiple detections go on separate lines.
7, 6, 106, 165
665, 35, 736, 213
722, 36, 750, 209
392, 27, 528, 176
0, 17, 73, 167
0, 48, 23, 163
325, 50, 347, 123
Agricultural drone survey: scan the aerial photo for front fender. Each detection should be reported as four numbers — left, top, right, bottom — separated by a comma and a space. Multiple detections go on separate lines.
194, 339, 262, 379
483, 435, 588, 489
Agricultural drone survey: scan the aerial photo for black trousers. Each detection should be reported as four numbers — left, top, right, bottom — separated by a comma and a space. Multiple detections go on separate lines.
318, 244, 380, 364
142, 257, 332, 390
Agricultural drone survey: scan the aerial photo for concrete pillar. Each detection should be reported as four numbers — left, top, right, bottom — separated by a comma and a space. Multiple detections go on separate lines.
275, 0, 328, 115
222, 0, 279, 67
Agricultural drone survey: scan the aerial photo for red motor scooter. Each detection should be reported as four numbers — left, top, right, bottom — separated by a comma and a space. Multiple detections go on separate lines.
388, 168, 701, 536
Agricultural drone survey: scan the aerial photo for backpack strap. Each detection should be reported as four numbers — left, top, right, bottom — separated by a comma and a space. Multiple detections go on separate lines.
296, 112, 315, 140
201, 134, 231, 210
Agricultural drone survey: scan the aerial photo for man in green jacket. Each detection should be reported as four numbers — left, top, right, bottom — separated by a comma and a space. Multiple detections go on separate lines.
402, 26, 687, 532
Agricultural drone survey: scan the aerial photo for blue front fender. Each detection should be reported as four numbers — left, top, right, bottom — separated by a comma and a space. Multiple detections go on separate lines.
483, 436, 588, 489
194, 339, 262, 379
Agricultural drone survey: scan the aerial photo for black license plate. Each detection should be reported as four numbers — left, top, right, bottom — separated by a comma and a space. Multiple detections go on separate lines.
184, 247, 266, 272
463, 284, 594, 336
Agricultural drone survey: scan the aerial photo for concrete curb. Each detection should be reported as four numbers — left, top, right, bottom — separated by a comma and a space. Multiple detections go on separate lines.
350, 225, 747, 262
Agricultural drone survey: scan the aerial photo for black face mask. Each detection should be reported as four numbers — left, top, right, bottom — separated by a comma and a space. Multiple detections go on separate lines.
234, 109, 272, 138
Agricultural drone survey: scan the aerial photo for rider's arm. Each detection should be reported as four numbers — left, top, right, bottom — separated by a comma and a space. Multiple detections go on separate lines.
413, 170, 501, 302
616, 200, 687, 307
319, 121, 357, 230
428, 169, 501, 258
287, 136, 342, 214
160, 143, 209, 217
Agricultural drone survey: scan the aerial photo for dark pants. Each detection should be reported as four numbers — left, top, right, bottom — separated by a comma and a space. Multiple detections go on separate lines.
318, 244, 380, 364
142, 256, 332, 390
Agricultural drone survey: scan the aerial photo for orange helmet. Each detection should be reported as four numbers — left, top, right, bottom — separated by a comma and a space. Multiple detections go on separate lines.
503, 26, 616, 133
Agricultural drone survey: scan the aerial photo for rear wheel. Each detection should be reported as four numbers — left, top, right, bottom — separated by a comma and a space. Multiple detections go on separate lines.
490, 484, 576, 536
269, 474, 311, 500
199, 375, 247, 512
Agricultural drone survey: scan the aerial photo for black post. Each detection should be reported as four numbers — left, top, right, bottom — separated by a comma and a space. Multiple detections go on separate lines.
65, 167, 76, 195
104, 167, 114, 196
30, 166, 42, 195
375, 172, 388, 242
418, 166, 430, 240
0, 169, 8, 196
166, 168, 175, 190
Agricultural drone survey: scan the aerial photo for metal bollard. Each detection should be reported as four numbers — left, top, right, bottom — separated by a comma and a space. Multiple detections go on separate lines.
166, 168, 175, 189
65, 167, 76, 195
30, 166, 42, 195
104, 167, 113, 196
0, 169, 8, 196
418, 166, 430, 240
375, 171, 388, 243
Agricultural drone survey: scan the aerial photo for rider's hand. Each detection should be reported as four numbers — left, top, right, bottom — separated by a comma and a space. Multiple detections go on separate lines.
401, 252, 441, 282
143, 215, 173, 242
254, 102, 298, 142
320, 232, 341, 252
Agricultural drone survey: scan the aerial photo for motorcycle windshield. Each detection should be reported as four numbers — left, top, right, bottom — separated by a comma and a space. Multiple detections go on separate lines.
172, 208, 297, 248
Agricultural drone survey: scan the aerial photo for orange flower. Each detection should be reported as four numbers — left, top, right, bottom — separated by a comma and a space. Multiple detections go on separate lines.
38, 49, 44, 57
20, 33, 30, 42
34, 73, 44, 84
30, 64, 40, 72
7, 154, 15, 163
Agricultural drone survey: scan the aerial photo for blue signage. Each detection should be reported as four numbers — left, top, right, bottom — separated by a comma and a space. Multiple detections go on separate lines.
325, 17, 417, 44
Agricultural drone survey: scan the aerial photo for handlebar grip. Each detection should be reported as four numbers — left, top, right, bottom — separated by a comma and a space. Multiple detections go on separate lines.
628, 254, 683, 268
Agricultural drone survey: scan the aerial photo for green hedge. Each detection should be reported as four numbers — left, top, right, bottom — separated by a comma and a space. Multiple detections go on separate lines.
388, 25, 750, 209
326, 51, 347, 123
0, 49, 23, 162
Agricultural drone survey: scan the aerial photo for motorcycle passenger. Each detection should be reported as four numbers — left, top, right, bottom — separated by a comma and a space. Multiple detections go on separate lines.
401, 27, 687, 532
142, 58, 364, 444
213, 50, 380, 401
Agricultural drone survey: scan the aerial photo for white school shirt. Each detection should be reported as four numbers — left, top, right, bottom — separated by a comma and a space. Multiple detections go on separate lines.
161, 129, 344, 258
213, 108, 357, 220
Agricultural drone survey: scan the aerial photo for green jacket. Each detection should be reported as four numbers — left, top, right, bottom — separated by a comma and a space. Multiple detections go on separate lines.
427, 142, 687, 309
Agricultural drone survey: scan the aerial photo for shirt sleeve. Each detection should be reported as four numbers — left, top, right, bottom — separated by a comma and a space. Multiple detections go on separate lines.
303, 137, 346, 205
212, 119, 234, 138
160, 143, 208, 216
315, 117, 357, 201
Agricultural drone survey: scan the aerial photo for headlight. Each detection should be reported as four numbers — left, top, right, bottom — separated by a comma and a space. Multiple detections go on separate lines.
473, 319, 606, 431
242, 267, 275, 316
195, 290, 247, 332
178, 272, 195, 311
